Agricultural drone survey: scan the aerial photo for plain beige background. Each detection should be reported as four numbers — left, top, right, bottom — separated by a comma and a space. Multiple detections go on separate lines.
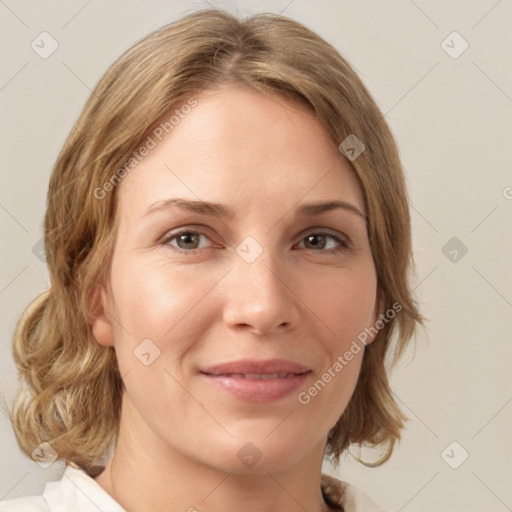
1, 1, 511, 511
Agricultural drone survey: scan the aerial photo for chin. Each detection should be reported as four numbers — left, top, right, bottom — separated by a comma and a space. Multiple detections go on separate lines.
196, 428, 321, 475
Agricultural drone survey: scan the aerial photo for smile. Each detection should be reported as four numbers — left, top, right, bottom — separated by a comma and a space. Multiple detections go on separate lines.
199, 359, 311, 403
204, 372, 301, 379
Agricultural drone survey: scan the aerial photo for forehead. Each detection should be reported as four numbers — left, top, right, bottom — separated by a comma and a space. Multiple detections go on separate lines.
116, 85, 365, 221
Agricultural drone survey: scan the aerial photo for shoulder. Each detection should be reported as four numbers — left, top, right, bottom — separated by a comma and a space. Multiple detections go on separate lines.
0, 465, 125, 512
321, 473, 387, 512
0, 495, 49, 512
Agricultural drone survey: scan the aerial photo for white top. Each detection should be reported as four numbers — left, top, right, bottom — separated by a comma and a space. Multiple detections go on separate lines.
0, 466, 386, 511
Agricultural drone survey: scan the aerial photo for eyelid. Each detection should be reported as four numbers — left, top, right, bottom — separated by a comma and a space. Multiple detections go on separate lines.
159, 224, 213, 241
296, 226, 351, 246
159, 227, 215, 251
160, 225, 351, 255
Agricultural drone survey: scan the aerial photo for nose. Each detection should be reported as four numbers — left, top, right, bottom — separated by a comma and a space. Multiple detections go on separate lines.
221, 246, 301, 336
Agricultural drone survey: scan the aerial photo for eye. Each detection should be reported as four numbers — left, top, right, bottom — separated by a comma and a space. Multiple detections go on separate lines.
162, 230, 213, 254
295, 230, 349, 254
161, 228, 350, 255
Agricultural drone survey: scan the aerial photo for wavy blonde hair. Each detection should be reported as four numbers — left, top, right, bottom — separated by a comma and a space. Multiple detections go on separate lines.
8, 8, 423, 475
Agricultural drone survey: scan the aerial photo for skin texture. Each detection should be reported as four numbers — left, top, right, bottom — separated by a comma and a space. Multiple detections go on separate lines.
91, 85, 379, 512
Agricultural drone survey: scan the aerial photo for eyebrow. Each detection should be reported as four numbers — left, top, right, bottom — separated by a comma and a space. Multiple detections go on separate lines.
143, 198, 368, 222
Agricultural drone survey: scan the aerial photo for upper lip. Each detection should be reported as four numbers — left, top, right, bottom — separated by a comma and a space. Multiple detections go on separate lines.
201, 358, 310, 376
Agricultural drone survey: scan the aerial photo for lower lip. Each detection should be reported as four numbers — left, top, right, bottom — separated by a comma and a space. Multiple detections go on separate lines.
201, 372, 310, 403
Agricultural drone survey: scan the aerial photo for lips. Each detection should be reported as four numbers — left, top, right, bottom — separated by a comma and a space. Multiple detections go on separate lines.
216, 372, 298, 380
201, 358, 310, 377
200, 359, 311, 403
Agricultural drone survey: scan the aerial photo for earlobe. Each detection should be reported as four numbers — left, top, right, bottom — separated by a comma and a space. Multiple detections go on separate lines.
90, 285, 115, 347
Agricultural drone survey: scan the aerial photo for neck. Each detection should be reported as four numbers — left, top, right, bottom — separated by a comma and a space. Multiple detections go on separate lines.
94, 397, 332, 512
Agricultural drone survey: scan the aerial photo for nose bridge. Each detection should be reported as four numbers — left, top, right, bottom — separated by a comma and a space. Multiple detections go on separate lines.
222, 237, 299, 334
236, 239, 289, 303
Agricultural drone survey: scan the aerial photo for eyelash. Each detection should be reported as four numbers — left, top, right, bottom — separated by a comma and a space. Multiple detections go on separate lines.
161, 228, 350, 256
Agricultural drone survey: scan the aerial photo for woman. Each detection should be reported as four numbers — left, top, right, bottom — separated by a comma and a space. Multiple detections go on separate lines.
2, 8, 423, 512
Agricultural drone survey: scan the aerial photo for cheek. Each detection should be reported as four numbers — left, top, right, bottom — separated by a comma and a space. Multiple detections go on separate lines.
108, 257, 223, 361
302, 262, 377, 350
106, 260, 216, 416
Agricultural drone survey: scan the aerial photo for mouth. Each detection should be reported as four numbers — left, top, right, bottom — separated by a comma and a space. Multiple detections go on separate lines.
204, 372, 303, 380
199, 359, 311, 403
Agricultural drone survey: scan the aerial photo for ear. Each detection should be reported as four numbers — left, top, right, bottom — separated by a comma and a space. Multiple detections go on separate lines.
90, 285, 115, 347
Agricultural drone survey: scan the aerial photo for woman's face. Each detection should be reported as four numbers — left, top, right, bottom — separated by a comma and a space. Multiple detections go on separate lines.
93, 85, 379, 473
